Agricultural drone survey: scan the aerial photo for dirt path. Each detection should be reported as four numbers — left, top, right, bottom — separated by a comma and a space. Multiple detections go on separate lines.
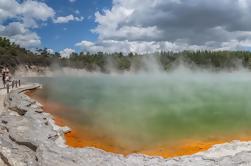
0, 82, 25, 114
0, 82, 7, 166
0, 84, 7, 114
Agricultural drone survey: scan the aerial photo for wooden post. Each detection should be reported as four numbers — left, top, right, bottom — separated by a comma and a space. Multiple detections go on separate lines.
15, 80, 18, 88
7, 84, 9, 93
18, 80, 21, 87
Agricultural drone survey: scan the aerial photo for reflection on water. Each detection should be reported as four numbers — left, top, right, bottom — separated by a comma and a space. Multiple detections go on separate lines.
26, 71, 251, 157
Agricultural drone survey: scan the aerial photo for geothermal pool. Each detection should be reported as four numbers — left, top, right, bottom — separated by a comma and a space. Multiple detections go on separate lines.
26, 70, 251, 157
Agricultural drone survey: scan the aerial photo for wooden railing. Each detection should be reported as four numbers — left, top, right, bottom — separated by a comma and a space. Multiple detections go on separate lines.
6, 80, 21, 93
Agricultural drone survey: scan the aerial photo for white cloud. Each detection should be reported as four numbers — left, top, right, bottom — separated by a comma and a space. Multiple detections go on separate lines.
0, 0, 55, 27
0, 0, 55, 48
76, 40, 95, 48
1, 22, 26, 36
76, 39, 251, 54
215, 39, 251, 51
0, 0, 19, 20
20, 0, 55, 21
0, 0, 84, 49
53, 14, 84, 24
0, 22, 41, 48
47, 48, 54, 54
60, 48, 75, 58
93, 7, 134, 40
10, 32, 41, 48
75, 40, 208, 54
84, 0, 251, 53
0, 0, 83, 48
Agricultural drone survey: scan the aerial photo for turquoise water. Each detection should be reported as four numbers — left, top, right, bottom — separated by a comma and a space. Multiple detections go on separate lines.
27, 71, 251, 149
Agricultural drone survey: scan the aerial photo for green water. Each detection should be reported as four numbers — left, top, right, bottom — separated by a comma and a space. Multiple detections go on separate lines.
28, 71, 251, 149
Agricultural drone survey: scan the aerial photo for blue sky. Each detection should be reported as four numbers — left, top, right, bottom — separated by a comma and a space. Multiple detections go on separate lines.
36, 0, 112, 52
1, 0, 251, 56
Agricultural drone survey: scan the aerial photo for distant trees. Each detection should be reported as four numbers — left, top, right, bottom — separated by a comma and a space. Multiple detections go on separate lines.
0, 37, 54, 71
64, 50, 251, 72
1, 36, 251, 72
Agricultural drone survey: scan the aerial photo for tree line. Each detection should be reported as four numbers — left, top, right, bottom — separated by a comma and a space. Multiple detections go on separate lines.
1, 37, 251, 72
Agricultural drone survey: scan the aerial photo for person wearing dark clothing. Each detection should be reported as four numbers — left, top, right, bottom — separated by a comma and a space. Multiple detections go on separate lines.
2, 68, 6, 87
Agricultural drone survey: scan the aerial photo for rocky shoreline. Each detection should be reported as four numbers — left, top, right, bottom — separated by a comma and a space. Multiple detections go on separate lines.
1, 84, 251, 165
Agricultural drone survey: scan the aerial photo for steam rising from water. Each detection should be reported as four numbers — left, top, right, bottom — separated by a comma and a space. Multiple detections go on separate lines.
27, 66, 251, 151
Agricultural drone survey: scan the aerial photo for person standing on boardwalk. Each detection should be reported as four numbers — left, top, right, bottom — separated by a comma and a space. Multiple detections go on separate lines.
1, 67, 6, 88
1, 67, 10, 88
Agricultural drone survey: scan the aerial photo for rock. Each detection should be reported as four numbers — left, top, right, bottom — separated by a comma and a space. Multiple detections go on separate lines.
0, 111, 58, 150
0, 159, 7, 166
36, 144, 127, 166
0, 124, 37, 166
1, 120, 8, 124
61, 126, 71, 134
35, 102, 43, 108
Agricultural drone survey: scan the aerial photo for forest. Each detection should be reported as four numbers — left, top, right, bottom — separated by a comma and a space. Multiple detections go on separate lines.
1, 37, 251, 72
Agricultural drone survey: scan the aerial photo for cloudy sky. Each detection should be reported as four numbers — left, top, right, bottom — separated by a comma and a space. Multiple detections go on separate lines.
1, 0, 251, 56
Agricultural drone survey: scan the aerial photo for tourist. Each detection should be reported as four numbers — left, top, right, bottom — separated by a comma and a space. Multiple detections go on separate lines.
5, 67, 11, 86
1, 67, 11, 88
1, 67, 6, 88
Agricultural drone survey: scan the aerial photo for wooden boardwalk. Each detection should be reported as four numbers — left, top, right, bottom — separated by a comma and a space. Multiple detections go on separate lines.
0, 82, 7, 165
0, 82, 6, 113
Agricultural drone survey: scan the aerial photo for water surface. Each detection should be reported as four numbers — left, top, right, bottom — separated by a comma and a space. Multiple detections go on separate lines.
26, 70, 251, 157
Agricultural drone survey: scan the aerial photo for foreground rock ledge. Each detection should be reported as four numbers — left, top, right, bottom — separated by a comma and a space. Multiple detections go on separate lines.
1, 84, 251, 165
